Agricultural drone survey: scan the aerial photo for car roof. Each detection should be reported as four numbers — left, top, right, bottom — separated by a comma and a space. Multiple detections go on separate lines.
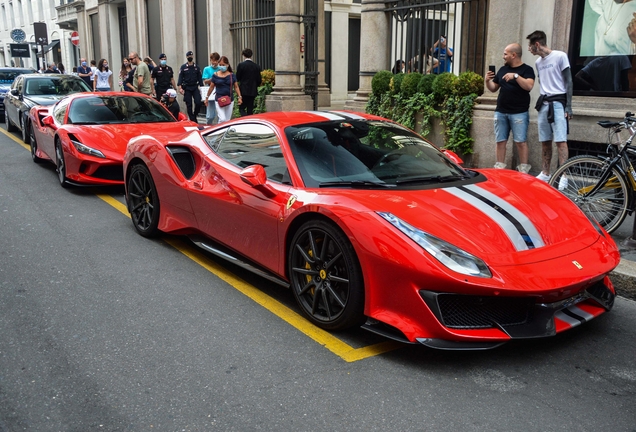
0, 67, 35, 72
18, 73, 83, 80
221, 110, 382, 129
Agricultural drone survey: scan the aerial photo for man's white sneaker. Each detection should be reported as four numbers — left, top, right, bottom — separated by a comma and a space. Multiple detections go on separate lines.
536, 172, 551, 182
494, 162, 507, 169
517, 164, 531, 174
558, 176, 569, 191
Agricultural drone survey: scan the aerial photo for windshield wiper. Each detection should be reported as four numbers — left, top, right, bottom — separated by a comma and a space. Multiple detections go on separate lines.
71, 122, 100, 125
395, 174, 469, 185
319, 180, 395, 188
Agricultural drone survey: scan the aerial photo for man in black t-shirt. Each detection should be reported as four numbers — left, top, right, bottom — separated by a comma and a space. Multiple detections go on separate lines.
485, 43, 535, 173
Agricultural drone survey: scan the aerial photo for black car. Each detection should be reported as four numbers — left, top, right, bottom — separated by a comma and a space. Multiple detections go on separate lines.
0, 67, 36, 120
4, 73, 92, 144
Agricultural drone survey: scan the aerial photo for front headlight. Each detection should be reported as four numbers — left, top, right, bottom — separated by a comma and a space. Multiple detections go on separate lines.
378, 212, 492, 278
71, 139, 105, 158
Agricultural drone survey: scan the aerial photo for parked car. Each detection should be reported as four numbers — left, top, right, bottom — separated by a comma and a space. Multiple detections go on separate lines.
29, 92, 194, 187
4, 73, 91, 144
122, 110, 620, 349
0, 67, 36, 121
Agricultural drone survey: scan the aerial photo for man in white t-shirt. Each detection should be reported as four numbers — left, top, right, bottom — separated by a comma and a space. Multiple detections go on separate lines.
527, 30, 573, 190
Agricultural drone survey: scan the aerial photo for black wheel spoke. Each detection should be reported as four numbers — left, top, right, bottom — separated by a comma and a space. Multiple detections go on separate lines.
321, 289, 332, 320
295, 243, 315, 265
308, 231, 318, 260
325, 252, 343, 271
297, 279, 316, 296
329, 275, 348, 284
291, 266, 318, 277
325, 285, 346, 308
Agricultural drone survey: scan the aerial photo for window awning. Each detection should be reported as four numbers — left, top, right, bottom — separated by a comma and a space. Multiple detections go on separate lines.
40, 40, 60, 54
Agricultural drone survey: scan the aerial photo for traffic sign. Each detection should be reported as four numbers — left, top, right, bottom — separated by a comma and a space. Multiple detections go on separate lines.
71, 31, 80, 47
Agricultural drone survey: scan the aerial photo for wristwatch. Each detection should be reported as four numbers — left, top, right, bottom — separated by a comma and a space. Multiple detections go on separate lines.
514, 73, 519, 79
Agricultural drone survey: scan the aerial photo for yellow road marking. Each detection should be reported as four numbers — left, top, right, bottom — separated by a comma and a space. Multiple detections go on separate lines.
95, 194, 403, 362
1, 125, 30, 150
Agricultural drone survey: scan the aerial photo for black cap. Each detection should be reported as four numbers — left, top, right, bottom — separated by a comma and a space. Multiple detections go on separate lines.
159, 53, 166, 59
186, 51, 193, 56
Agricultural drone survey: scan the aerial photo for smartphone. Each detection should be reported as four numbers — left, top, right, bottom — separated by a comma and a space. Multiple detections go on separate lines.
488, 65, 496, 74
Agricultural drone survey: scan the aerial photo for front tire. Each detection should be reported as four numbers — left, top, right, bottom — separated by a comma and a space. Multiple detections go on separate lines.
288, 220, 365, 330
5, 110, 16, 132
55, 141, 70, 188
127, 164, 161, 238
549, 155, 630, 233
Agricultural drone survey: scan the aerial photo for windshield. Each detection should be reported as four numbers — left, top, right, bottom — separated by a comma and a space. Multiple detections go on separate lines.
67, 95, 176, 124
0, 69, 32, 84
23, 76, 91, 96
285, 120, 467, 188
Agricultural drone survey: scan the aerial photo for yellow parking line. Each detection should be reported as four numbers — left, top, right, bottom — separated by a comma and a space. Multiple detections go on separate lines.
0, 125, 30, 150
96, 193, 402, 362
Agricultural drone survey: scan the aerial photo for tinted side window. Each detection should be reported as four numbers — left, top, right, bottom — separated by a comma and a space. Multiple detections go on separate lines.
53, 100, 70, 124
215, 124, 289, 183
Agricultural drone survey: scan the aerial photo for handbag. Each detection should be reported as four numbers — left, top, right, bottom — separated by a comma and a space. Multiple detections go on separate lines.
216, 73, 233, 107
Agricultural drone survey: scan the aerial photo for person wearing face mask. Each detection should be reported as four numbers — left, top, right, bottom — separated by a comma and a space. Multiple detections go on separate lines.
204, 56, 242, 124
93, 59, 113, 91
77, 58, 93, 87
201, 52, 221, 124
177, 50, 203, 122
151, 53, 177, 102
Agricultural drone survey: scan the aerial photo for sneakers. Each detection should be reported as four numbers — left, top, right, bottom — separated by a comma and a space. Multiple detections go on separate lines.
558, 176, 569, 191
516, 164, 531, 174
494, 162, 507, 169
536, 172, 551, 182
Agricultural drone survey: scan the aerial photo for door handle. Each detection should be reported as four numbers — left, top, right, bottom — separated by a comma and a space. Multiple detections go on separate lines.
193, 181, 203, 189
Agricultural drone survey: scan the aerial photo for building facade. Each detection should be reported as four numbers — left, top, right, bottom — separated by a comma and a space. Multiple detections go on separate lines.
0, 0, 631, 172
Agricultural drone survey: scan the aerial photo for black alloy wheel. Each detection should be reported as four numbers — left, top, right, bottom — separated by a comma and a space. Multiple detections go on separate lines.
288, 220, 365, 330
21, 115, 30, 144
5, 110, 16, 132
55, 141, 69, 188
127, 164, 160, 238
29, 125, 43, 163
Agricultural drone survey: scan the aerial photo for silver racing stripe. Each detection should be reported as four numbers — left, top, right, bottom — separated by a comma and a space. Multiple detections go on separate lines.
328, 111, 366, 120
300, 111, 346, 121
463, 184, 545, 248
446, 187, 530, 250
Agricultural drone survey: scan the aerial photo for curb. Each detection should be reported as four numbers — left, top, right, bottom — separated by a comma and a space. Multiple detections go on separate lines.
611, 258, 636, 301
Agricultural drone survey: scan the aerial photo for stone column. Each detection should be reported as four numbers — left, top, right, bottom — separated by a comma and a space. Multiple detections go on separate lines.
265, 0, 313, 112
344, 0, 390, 113
316, 0, 330, 107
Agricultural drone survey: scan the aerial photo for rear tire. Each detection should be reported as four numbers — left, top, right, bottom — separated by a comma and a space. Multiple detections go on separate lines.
30, 125, 43, 163
127, 164, 161, 238
21, 116, 30, 144
549, 155, 630, 233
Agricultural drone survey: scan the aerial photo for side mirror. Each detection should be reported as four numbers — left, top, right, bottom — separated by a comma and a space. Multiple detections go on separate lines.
240, 164, 277, 197
42, 115, 57, 129
10, 89, 18, 96
442, 149, 463, 165
177, 112, 188, 121
240, 164, 267, 187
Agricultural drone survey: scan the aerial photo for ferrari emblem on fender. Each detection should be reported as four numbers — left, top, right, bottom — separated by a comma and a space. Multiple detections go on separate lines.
572, 261, 583, 270
286, 195, 297, 210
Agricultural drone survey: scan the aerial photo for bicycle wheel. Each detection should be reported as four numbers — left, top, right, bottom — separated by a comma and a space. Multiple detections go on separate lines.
549, 155, 630, 234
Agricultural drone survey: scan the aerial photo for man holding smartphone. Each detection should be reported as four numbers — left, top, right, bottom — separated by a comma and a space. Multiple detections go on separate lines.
485, 43, 535, 173
431, 36, 453, 73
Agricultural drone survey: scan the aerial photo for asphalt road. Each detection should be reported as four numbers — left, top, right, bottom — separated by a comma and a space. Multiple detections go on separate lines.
1, 127, 635, 431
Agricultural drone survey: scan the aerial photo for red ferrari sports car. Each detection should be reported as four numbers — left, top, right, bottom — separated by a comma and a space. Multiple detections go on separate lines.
28, 92, 195, 187
123, 111, 620, 350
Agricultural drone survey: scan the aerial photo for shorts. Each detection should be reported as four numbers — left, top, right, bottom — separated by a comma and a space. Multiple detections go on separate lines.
494, 111, 529, 143
537, 102, 567, 142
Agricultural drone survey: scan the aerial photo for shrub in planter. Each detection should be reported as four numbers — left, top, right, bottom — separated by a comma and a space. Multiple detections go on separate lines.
456, 71, 484, 97
400, 72, 423, 98
417, 74, 436, 95
261, 69, 275, 86
390, 73, 406, 94
372, 70, 393, 96
432, 72, 458, 101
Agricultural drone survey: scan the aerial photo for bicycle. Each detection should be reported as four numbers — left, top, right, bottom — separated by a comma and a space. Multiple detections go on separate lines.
547, 112, 636, 234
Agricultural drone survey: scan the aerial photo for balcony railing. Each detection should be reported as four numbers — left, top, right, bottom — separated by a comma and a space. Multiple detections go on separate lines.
55, 0, 83, 30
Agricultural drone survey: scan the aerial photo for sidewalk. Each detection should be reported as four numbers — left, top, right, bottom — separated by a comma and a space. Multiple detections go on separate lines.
609, 213, 636, 300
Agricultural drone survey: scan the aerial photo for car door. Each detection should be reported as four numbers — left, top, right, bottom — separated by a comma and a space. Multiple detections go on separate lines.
6, 76, 22, 126
38, 99, 69, 161
187, 123, 293, 273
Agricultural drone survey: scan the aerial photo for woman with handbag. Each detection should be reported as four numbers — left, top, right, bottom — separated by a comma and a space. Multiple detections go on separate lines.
204, 56, 242, 123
